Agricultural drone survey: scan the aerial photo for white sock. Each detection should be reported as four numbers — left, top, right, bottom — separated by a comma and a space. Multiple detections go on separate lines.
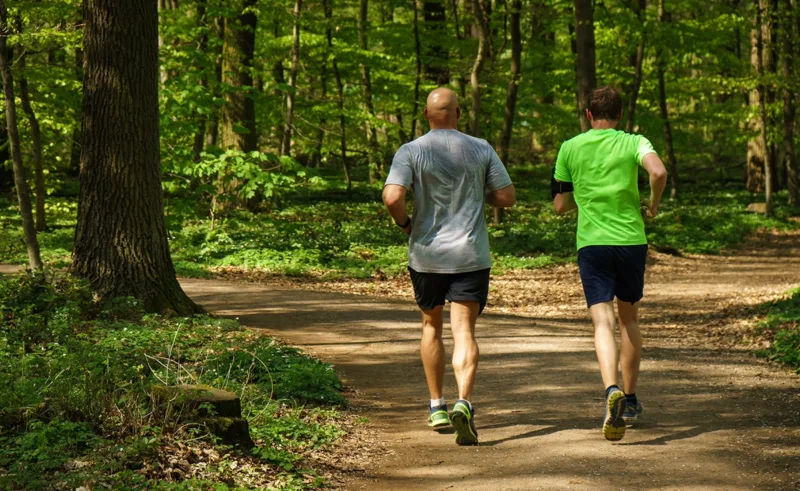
430, 398, 446, 408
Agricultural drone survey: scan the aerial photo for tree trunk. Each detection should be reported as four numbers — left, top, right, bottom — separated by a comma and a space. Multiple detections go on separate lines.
754, 0, 774, 215
495, 0, 520, 224
0, 4, 42, 271
17, 48, 46, 231
412, 0, 422, 139
359, 0, 381, 183
324, 0, 351, 194
747, 0, 773, 192
73, 0, 201, 315
574, 0, 597, 132
625, 0, 647, 133
0, 119, 10, 192
423, 0, 450, 85
205, 16, 224, 149
656, 0, 678, 199
470, 0, 490, 137
192, 0, 209, 162
783, 0, 798, 205
281, 0, 302, 157
220, 0, 258, 152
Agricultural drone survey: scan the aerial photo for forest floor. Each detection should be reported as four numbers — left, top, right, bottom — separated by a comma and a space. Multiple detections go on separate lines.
178, 228, 800, 490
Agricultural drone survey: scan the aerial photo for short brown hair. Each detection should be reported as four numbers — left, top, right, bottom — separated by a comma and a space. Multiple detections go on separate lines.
588, 86, 622, 121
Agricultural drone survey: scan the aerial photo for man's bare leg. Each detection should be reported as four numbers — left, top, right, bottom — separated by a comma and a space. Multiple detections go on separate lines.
450, 301, 480, 401
617, 301, 642, 394
420, 306, 445, 400
589, 301, 618, 389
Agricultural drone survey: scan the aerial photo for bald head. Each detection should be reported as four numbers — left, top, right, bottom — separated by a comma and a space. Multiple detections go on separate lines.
424, 88, 460, 129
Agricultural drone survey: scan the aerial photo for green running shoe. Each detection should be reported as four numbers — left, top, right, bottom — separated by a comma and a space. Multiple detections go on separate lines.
622, 401, 644, 424
603, 389, 627, 441
428, 404, 450, 432
449, 399, 478, 446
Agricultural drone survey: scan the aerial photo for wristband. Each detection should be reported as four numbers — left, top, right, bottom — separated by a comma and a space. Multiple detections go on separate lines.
396, 216, 411, 229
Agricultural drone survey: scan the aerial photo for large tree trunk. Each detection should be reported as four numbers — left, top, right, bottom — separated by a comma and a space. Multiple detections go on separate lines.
495, 0, 520, 224
220, 0, 258, 152
625, 0, 647, 133
754, 0, 774, 215
359, 0, 381, 183
470, 0, 490, 137
423, 0, 450, 85
574, 0, 597, 132
72, 0, 201, 315
281, 0, 302, 157
324, 0, 351, 194
17, 48, 46, 231
783, 0, 798, 205
0, 4, 42, 270
656, 0, 678, 199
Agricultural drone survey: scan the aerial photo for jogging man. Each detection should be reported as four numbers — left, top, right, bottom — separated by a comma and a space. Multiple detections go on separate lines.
382, 88, 515, 446
553, 86, 667, 441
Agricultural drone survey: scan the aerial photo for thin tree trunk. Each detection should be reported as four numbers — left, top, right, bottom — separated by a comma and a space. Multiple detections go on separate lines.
470, 0, 490, 137
281, 0, 302, 157
206, 16, 224, 148
423, 0, 450, 84
73, 0, 201, 314
574, 0, 597, 132
747, 0, 773, 192
17, 48, 46, 231
192, 0, 209, 162
412, 0, 422, 139
495, 0, 520, 224
0, 3, 42, 270
359, 0, 381, 183
324, 0, 351, 194
755, 0, 774, 215
220, 0, 258, 152
625, 0, 647, 133
69, 45, 83, 177
656, 0, 678, 199
783, 0, 798, 205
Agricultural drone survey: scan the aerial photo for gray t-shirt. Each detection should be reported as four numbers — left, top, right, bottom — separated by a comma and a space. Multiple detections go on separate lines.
385, 129, 513, 274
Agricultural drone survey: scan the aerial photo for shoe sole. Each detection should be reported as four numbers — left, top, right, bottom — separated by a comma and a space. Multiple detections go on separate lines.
428, 420, 451, 432
603, 391, 627, 441
450, 409, 478, 446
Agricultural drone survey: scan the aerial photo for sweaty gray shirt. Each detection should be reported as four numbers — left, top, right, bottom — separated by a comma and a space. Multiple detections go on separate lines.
385, 129, 513, 274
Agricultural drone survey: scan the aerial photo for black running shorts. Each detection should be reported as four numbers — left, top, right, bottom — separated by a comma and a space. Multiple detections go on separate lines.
577, 245, 648, 308
408, 267, 491, 314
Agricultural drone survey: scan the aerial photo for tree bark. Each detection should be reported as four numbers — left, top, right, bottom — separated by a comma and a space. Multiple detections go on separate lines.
359, 0, 381, 183
754, 0, 774, 215
783, 0, 798, 205
470, 0, 490, 138
220, 0, 258, 152
747, 0, 773, 192
574, 0, 597, 132
192, 0, 209, 162
324, 0, 351, 194
625, 0, 647, 133
412, 0, 422, 139
0, 3, 42, 270
68, 46, 83, 177
495, 0, 520, 224
17, 47, 46, 231
205, 16, 224, 148
423, 0, 450, 85
281, 0, 302, 157
73, 0, 201, 315
656, 0, 678, 199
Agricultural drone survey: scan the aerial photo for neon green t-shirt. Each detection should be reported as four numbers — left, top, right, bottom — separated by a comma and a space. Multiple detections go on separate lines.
554, 129, 657, 251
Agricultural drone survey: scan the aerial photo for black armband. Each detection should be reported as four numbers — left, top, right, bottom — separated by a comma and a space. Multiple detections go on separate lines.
551, 172, 574, 199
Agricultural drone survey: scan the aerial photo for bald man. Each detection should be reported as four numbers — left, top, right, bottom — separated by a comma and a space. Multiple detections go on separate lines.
382, 88, 516, 446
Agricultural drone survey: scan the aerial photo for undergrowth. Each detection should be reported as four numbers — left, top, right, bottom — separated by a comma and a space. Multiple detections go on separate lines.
755, 287, 800, 373
0, 272, 347, 489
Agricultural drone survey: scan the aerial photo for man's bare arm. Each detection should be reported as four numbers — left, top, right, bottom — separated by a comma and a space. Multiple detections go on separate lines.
485, 184, 516, 208
553, 189, 578, 215
642, 153, 668, 217
382, 184, 413, 235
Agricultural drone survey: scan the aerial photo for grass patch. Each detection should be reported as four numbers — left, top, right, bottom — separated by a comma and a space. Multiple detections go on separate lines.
0, 272, 348, 489
755, 288, 800, 373
1, 168, 798, 278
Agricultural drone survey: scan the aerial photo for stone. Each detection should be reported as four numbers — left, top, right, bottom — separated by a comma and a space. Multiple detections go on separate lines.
746, 202, 767, 214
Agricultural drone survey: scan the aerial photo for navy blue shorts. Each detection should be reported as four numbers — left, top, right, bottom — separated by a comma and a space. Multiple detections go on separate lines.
577, 245, 648, 308
408, 267, 490, 314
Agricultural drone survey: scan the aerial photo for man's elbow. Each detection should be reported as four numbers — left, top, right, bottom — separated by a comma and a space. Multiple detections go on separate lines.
653, 167, 668, 183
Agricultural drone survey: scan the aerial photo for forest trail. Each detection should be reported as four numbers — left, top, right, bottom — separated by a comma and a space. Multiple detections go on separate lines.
182, 229, 800, 490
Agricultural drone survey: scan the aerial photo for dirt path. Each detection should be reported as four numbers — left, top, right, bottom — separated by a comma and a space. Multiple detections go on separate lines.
181, 230, 800, 491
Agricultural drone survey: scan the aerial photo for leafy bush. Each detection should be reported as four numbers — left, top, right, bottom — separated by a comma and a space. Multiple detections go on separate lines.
0, 272, 347, 489
755, 288, 800, 372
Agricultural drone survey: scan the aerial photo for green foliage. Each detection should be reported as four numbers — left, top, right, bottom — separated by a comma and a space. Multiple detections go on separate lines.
0, 272, 347, 488
755, 288, 800, 372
